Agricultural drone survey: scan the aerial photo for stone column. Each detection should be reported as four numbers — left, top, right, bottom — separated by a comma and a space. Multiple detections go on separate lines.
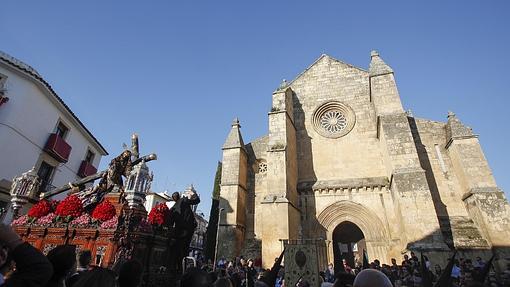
217, 119, 248, 260
259, 86, 300, 268
370, 51, 447, 252
445, 112, 510, 259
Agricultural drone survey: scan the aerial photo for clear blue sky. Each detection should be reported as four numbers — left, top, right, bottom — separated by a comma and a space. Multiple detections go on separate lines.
2, 1, 509, 218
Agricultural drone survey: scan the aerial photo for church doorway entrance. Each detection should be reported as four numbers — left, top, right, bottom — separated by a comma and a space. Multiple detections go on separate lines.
332, 221, 366, 269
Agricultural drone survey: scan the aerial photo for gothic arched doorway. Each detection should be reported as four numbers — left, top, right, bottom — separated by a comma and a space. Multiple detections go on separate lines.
332, 221, 366, 269
317, 200, 390, 266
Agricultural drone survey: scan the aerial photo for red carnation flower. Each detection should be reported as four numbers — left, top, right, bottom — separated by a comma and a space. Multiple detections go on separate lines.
91, 200, 116, 222
148, 203, 171, 226
55, 195, 83, 218
27, 200, 53, 218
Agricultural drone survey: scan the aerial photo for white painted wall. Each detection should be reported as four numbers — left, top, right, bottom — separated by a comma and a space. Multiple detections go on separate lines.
144, 192, 172, 212
0, 58, 106, 221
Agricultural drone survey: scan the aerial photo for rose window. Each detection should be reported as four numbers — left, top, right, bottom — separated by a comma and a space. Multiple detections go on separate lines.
312, 101, 356, 138
319, 110, 348, 133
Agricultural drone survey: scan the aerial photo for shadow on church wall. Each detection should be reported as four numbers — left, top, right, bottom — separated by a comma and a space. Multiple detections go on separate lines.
407, 116, 454, 248
244, 142, 257, 236
218, 196, 234, 225
292, 92, 324, 241
217, 196, 240, 258
242, 143, 263, 260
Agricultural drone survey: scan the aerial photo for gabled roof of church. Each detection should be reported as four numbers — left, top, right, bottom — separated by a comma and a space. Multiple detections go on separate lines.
223, 118, 245, 150
286, 54, 368, 87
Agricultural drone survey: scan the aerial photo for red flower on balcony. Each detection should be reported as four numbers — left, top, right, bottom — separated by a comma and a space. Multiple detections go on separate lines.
148, 203, 171, 226
91, 200, 116, 222
55, 195, 83, 218
27, 200, 53, 218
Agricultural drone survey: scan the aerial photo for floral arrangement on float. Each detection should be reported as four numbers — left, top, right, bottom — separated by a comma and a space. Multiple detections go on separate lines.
11, 195, 118, 230
147, 203, 171, 232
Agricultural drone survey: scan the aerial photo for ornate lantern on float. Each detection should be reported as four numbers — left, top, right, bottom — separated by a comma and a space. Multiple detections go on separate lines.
10, 167, 41, 218
124, 156, 155, 210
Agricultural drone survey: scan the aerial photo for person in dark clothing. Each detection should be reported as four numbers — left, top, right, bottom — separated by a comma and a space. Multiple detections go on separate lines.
208, 271, 218, 284
72, 267, 117, 287
118, 259, 143, 287
181, 267, 211, 287
0, 223, 53, 287
258, 249, 284, 287
245, 259, 257, 283
0, 242, 8, 285
169, 191, 200, 273
324, 263, 335, 283
67, 250, 91, 287
45, 245, 77, 287
213, 277, 233, 287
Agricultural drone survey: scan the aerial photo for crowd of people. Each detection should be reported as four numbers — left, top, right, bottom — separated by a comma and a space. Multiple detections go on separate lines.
320, 252, 509, 287
2, 222, 510, 287
197, 252, 510, 287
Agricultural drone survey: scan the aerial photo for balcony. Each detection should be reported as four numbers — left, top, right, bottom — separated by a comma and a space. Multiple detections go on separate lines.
78, 160, 97, 178
44, 133, 72, 163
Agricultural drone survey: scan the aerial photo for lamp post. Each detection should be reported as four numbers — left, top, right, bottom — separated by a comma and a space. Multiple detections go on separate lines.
213, 207, 225, 271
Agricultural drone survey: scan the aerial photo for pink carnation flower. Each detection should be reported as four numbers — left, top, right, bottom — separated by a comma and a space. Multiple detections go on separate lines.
100, 216, 118, 230
69, 213, 92, 228
37, 212, 56, 226
11, 215, 28, 226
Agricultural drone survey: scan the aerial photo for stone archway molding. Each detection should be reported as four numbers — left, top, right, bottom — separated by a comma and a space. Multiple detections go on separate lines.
316, 200, 390, 264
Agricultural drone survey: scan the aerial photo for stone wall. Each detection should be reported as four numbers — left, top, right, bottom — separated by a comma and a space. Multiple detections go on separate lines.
289, 56, 387, 184
410, 118, 489, 250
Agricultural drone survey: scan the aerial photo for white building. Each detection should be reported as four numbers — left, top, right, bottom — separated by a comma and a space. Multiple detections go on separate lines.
0, 51, 108, 221
144, 191, 173, 212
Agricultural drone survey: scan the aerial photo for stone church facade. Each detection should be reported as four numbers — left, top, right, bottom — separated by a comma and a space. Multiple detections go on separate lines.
217, 51, 510, 268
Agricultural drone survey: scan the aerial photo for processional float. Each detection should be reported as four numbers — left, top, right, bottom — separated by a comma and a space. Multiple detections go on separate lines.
8, 134, 180, 285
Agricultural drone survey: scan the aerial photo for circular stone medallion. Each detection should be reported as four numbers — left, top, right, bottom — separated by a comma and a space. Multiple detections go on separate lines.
312, 101, 356, 138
